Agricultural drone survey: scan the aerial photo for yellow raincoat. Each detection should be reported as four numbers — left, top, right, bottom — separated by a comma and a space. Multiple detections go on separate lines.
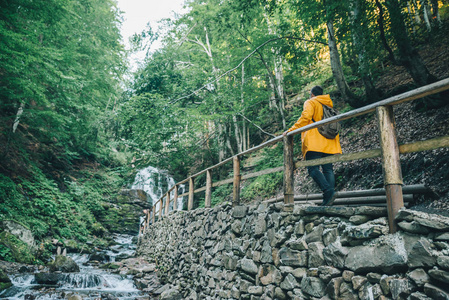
286, 94, 342, 157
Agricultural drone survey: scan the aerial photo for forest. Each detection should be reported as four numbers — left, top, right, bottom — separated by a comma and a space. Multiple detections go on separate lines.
1, 0, 448, 263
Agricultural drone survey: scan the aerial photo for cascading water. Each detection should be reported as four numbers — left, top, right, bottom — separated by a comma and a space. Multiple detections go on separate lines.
131, 166, 185, 212
0, 234, 144, 300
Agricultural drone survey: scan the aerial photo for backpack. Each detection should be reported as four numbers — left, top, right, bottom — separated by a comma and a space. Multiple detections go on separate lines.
312, 102, 341, 139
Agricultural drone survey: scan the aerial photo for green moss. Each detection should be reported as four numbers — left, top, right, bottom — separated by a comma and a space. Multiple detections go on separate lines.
0, 282, 12, 291
0, 231, 35, 264
99, 262, 120, 270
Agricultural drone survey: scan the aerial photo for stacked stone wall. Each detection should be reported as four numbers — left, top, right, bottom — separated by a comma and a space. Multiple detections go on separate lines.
137, 202, 449, 299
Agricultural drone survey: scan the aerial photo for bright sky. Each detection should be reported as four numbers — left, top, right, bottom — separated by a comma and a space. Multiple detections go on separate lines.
116, 0, 186, 69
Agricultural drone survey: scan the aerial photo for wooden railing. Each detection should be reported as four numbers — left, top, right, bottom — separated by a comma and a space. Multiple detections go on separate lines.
141, 78, 449, 234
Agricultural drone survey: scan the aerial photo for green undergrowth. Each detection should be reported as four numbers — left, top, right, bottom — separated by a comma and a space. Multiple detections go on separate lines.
0, 161, 130, 263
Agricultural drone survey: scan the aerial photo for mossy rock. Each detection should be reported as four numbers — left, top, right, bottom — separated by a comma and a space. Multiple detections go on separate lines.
99, 262, 120, 270
48, 255, 80, 273
0, 231, 35, 264
0, 269, 12, 291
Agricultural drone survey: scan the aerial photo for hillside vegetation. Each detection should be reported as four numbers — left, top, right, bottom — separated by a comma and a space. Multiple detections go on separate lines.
1, 0, 449, 263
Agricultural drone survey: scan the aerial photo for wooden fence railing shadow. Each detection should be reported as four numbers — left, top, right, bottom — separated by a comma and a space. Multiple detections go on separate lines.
140, 78, 449, 235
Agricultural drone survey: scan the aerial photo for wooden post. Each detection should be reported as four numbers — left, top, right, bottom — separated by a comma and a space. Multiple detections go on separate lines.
146, 209, 150, 228
165, 193, 170, 215
283, 135, 294, 205
173, 185, 178, 211
159, 199, 163, 218
376, 106, 404, 233
233, 156, 241, 206
188, 177, 194, 211
152, 205, 156, 224
205, 170, 212, 208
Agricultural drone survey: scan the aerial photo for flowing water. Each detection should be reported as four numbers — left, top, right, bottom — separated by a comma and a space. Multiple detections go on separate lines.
131, 165, 185, 212
1, 166, 174, 299
0, 234, 144, 300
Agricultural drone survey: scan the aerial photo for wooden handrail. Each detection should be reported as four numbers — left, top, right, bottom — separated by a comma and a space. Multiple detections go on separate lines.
142, 78, 449, 234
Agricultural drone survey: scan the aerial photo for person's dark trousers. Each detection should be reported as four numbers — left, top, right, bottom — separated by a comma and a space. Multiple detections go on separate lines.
305, 151, 335, 199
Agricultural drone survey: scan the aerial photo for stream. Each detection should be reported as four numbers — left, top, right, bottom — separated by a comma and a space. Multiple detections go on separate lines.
0, 234, 150, 300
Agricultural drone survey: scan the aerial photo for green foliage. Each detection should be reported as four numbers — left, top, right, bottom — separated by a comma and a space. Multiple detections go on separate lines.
0, 232, 35, 264
0, 244, 14, 262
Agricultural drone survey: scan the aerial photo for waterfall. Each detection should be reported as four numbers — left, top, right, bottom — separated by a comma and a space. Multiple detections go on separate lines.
131, 166, 185, 211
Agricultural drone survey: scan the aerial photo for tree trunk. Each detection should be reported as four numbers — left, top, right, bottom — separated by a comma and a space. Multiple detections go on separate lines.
375, 0, 398, 64
385, 0, 436, 87
349, 0, 380, 104
385, 0, 446, 108
421, 0, 432, 32
326, 20, 358, 105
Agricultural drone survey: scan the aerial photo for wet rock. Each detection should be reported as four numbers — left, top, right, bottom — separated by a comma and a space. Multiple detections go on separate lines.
89, 253, 110, 263
34, 272, 62, 285
0, 269, 12, 290
48, 255, 80, 273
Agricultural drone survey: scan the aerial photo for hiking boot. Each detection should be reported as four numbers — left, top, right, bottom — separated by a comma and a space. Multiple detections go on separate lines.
321, 189, 336, 206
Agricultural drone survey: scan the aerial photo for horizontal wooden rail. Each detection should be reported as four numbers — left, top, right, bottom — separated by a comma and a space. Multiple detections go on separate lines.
141, 78, 449, 234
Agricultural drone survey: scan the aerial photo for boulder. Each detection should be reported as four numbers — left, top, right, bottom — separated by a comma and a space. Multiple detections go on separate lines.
0, 269, 12, 291
35, 272, 63, 285
0, 220, 36, 249
48, 255, 80, 273
345, 234, 408, 274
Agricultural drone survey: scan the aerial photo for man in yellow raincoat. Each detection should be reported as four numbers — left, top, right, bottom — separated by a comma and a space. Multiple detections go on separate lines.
283, 86, 342, 206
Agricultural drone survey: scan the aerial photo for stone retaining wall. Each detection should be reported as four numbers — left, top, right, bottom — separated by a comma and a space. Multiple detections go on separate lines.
137, 202, 449, 299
